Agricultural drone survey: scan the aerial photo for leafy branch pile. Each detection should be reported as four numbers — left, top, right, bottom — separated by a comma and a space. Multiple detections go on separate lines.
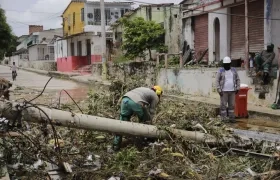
1, 80, 280, 179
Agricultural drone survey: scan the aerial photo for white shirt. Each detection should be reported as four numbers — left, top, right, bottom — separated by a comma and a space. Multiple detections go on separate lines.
223, 70, 234, 91
11, 65, 17, 71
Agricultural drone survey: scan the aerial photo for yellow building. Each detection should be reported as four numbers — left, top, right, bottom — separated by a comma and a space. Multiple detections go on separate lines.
62, 0, 86, 37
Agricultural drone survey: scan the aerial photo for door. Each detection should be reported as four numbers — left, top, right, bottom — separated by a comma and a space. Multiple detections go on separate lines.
86, 39, 91, 64
230, 0, 264, 60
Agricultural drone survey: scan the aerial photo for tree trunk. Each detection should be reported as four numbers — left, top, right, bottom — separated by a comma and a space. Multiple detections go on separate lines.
148, 49, 152, 60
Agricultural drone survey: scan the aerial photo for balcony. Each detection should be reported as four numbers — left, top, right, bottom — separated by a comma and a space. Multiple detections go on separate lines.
84, 25, 111, 34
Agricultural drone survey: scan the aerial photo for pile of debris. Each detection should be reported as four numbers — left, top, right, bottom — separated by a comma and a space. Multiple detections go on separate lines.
0, 78, 280, 179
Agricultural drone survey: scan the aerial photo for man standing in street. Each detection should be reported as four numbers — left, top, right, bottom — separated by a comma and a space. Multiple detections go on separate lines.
216, 57, 240, 123
113, 86, 163, 151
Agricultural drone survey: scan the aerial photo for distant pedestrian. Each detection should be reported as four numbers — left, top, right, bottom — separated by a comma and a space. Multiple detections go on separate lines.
216, 56, 240, 123
10, 62, 18, 81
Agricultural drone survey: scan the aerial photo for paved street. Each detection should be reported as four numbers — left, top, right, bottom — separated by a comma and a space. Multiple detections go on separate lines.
0, 65, 79, 90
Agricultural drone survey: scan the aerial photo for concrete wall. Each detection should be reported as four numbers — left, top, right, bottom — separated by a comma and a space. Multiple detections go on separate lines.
54, 39, 68, 61
164, 5, 182, 54
28, 46, 38, 61
182, 18, 194, 49
19, 60, 57, 71
10, 55, 20, 66
57, 56, 88, 72
28, 44, 48, 61
157, 68, 278, 107
208, 8, 231, 62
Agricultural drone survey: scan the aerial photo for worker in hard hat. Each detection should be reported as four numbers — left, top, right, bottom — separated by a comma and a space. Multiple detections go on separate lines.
113, 86, 163, 151
216, 57, 240, 123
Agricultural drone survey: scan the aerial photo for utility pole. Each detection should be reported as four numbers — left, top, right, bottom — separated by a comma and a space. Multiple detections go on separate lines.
100, 0, 107, 80
245, 0, 249, 73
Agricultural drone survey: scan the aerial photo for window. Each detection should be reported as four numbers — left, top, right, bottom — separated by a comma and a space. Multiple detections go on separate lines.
77, 41, 82, 56
50, 47, 54, 53
71, 42, 75, 56
146, 6, 152, 20
125, 9, 129, 13
68, 14, 71, 25
81, 8, 85, 21
105, 8, 111, 25
73, 12, 76, 26
94, 9, 101, 25
121, 9, 125, 17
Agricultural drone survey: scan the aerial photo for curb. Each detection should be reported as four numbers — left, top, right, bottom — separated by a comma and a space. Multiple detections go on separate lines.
164, 94, 280, 120
20, 67, 49, 76
16, 66, 111, 86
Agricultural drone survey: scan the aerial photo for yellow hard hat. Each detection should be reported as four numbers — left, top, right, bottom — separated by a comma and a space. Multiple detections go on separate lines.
153, 85, 163, 96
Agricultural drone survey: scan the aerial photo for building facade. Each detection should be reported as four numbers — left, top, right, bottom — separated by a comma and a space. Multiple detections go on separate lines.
58, 0, 132, 72
11, 27, 62, 65
111, 3, 182, 54
27, 28, 63, 61
181, 0, 280, 64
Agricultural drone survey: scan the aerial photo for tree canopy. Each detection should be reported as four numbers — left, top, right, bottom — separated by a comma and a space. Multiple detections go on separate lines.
0, 8, 17, 59
120, 17, 166, 60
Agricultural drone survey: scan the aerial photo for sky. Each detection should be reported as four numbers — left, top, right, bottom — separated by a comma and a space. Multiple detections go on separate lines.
0, 0, 181, 36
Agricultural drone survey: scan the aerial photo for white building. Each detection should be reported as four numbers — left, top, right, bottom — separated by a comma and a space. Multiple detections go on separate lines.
57, 1, 133, 72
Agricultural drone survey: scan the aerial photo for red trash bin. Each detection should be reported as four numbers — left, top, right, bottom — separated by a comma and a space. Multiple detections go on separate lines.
235, 87, 251, 118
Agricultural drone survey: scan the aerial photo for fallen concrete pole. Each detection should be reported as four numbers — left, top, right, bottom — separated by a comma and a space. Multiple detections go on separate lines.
0, 100, 234, 144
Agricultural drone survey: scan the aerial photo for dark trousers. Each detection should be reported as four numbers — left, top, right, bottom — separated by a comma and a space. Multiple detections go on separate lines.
220, 91, 235, 120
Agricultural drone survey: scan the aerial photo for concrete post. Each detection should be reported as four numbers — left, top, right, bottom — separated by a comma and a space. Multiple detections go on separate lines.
0, 100, 231, 144
101, 0, 107, 80
179, 51, 183, 68
165, 54, 168, 68
245, 0, 249, 72
156, 53, 160, 66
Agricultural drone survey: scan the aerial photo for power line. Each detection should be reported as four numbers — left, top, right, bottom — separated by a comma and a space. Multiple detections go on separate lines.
4, 9, 59, 14
7, 13, 61, 26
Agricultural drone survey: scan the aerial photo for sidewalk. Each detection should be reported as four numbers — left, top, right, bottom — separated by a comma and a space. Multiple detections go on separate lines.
16, 67, 280, 118
166, 94, 280, 119
18, 67, 111, 86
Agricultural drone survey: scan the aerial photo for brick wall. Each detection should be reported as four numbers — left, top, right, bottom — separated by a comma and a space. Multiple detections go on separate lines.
194, 14, 209, 61
29, 25, 43, 35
